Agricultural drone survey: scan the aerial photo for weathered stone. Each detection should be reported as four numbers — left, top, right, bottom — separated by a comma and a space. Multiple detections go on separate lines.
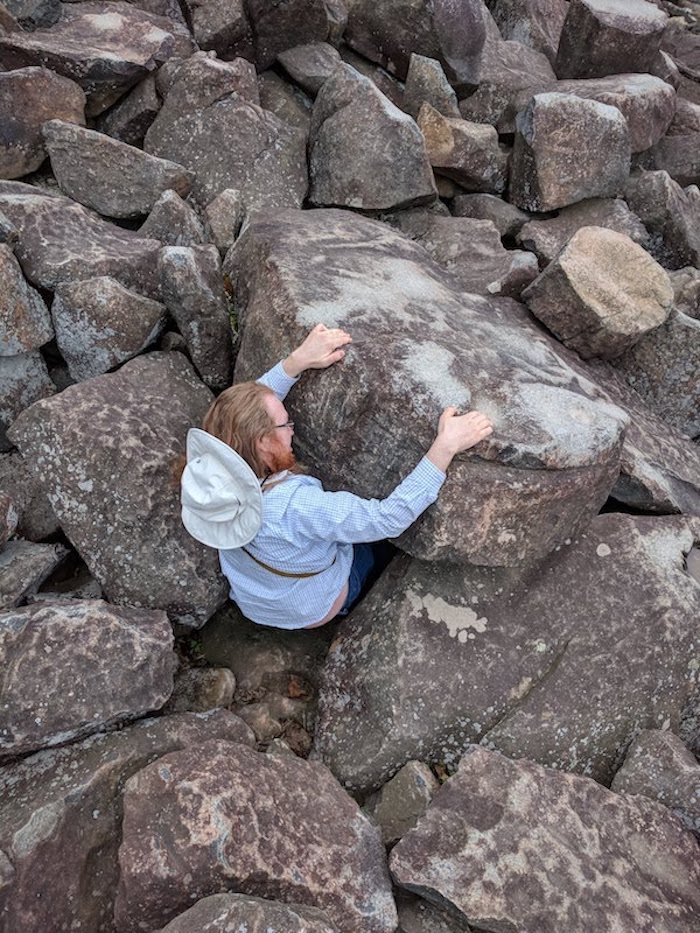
140, 189, 206, 247
668, 99, 700, 138
278, 42, 343, 96
227, 209, 629, 566
0, 539, 66, 609
417, 104, 508, 195
0, 350, 54, 451
0, 598, 175, 761
154, 51, 258, 106
612, 309, 700, 438
0, 492, 18, 549
29, 562, 103, 604
203, 187, 244, 253
452, 193, 530, 238
403, 53, 460, 121
314, 514, 700, 793
246, 0, 344, 71
162, 666, 235, 714
258, 70, 313, 132
612, 730, 700, 837
3, 0, 59, 29
510, 93, 631, 211
365, 761, 440, 847
523, 226, 673, 359
0, 210, 17, 246
0, 182, 162, 297
0, 67, 85, 179
661, 23, 700, 81
43, 119, 193, 219
7, 352, 227, 626
0, 1, 192, 116
557, 73, 676, 153
309, 65, 436, 211
390, 746, 700, 931
488, 0, 567, 63
0, 243, 52, 354
344, 0, 485, 88
338, 45, 406, 109
94, 74, 161, 148
669, 266, 700, 320
387, 212, 538, 298
0, 710, 254, 933
624, 170, 700, 269
114, 739, 396, 932
160, 894, 337, 933
159, 245, 232, 390
517, 196, 649, 266
51, 276, 167, 381
181, 0, 253, 61
395, 891, 474, 932
650, 133, 700, 188
555, 0, 668, 79
0, 451, 58, 540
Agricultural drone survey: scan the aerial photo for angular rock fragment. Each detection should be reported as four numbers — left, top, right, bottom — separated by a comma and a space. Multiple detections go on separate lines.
309, 65, 436, 210
624, 170, 700, 269
403, 53, 460, 120
0, 492, 18, 549
4, 0, 60, 30
155, 50, 260, 112
139, 189, 206, 247
258, 70, 313, 132
0, 451, 58, 540
94, 74, 161, 148
364, 761, 440, 847
669, 266, 700, 320
338, 45, 405, 108
650, 133, 700, 188
555, 0, 668, 79
51, 276, 167, 381
390, 747, 700, 931
0, 539, 67, 610
0, 598, 175, 761
0, 350, 54, 451
43, 119, 193, 219
488, 0, 567, 63
523, 226, 673, 359
612, 730, 700, 837
114, 739, 397, 932
160, 894, 337, 932
452, 192, 530, 238
395, 891, 474, 933
246, 0, 344, 71
0, 66, 85, 179
510, 93, 631, 211
7, 353, 227, 625
0, 243, 52, 354
418, 104, 508, 194
278, 42, 342, 96
517, 197, 648, 266
159, 245, 232, 389
0, 710, 254, 933
162, 666, 235, 714
203, 187, 244, 253
181, 0, 253, 60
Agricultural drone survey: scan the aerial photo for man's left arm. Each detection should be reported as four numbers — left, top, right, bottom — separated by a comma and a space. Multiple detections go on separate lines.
256, 324, 352, 401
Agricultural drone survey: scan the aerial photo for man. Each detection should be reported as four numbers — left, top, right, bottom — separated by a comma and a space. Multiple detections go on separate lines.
181, 324, 494, 630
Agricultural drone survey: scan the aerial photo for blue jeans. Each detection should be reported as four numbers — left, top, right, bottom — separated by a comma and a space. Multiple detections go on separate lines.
338, 543, 376, 615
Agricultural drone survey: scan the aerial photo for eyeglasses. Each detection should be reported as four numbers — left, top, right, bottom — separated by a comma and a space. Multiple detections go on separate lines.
273, 420, 294, 430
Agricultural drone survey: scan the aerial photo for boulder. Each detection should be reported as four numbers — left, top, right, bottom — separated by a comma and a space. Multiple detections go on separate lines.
390, 746, 700, 931
245, 0, 345, 71
338, 45, 405, 109
51, 276, 167, 381
0, 242, 52, 354
258, 70, 313, 132
557, 73, 676, 153
555, 0, 668, 80
417, 104, 508, 194
0, 539, 66, 609
624, 170, 700, 269
510, 93, 631, 211
309, 64, 437, 211
488, 0, 567, 63
154, 51, 260, 111
113, 740, 397, 933
452, 193, 530, 238
277, 42, 343, 96
364, 761, 440, 847
0, 598, 175, 761
0, 351, 54, 451
139, 188, 206, 247
612, 730, 700, 837
0, 710, 254, 933
180, 0, 253, 61
162, 665, 236, 714
227, 208, 629, 566
314, 513, 700, 793
667, 99, 700, 138
0, 182, 162, 298
0, 451, 58, 540
94, 74, 161, 148
344, 0, 485, 88
669, 266, 700, 320
0, 66, 85, 179
403, 53, 460, 120
650, 133, 700, 188
522, 226, 673, 359
203, 187, 244, 254
7, 352, 227, 626
3, 0, 59, 29
159, 245, 233, 390
43, 119, 193, 219
611, 310, 700, 438
517, 196, 648, 266
159, 894, 337, 932
0, 1, 192, 116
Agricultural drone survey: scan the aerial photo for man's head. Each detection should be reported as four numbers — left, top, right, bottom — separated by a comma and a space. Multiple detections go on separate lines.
202, 382, 296, 478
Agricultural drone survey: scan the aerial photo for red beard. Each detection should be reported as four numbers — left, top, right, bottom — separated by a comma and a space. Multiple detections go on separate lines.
268, 447, 297, 475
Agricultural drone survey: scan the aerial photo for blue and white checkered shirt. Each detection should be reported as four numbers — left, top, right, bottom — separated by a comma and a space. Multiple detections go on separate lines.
219, 362, 446, 629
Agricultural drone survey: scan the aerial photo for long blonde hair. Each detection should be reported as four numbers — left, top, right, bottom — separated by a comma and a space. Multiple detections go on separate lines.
202, 381, 275, 477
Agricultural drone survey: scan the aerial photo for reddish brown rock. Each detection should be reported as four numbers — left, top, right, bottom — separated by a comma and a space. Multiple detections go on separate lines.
258, 70, 313, 132
246, 0, 345, 71
624, 170, 700, 269
277, 42, 343, 96
94, 74, 161, 148
159, 894, 337, 933
650, 133, 700, 188
364, 761, 440, 847
139, 189, 207, 247
452, 192, 530, 238
0, 451, 58, 540
0, 242, 52, 355
403, 53, 460, 120
0, 539, 67, 610
488, 0, 567, 63
181, 0, 253, 61
203, 188, 244, 253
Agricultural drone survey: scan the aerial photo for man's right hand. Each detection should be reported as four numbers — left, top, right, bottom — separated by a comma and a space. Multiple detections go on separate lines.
426, 407, 494, 472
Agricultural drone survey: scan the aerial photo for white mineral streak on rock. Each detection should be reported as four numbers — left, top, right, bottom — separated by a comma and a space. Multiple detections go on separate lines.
407, 590, 488, 641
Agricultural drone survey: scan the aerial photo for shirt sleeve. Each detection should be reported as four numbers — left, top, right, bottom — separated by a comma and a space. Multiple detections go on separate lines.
256, 361, 299, 401
285, 456, 447, 544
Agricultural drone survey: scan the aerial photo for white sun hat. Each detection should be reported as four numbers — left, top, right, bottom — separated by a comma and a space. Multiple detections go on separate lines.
181, 428, 263, 549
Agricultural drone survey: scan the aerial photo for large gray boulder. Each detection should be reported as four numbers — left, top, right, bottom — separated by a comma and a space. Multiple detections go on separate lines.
0, 242, 52, 354
160, 894, 337, 933
0, 350, 54, 451
314, 513, 700, 794
624, 170, 700, 269
390, 746, 700, 931
0, 598, 175, 761
113, 739, 397, 933
7, 352, 227, 626
308, 65, 437, 211
226, 208, 629, 566
0, 710, 254, 933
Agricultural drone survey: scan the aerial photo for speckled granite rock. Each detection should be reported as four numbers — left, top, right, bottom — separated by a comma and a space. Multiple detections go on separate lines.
140, 189, 206, 247
488, 0, 567, 64
624, 170, 700, 269
95, 74, 161, 148
0, 242, 52, 354
203, 187, 244, 253
452, 193, 530, 239
181, 0, 253, 60
403, 53, 460, 120
159, 893, 337, 932
0, 539, 67, 609
669, 267, 700, 320
246, 0, 345, 71
364, 761, 440, 847
0, 451, 58, 540
277, 42, 343, 96
0, 350, 54, 451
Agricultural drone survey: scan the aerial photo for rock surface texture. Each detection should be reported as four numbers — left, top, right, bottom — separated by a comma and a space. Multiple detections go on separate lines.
159, 894, 337, 932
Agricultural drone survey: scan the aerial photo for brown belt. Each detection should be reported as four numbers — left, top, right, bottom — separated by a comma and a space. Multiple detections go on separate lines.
241, 547, 336, 579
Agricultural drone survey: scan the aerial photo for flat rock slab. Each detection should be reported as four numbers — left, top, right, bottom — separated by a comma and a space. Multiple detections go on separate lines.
114, 739, 397, 933
278, 42, 343, 96
227, 208, 628, 566
0, 350, 54, 451
7, 352, 227, 626
0, 538, 67, 609
452, 192, 531, 238
624, 170, 700, 269
0, 242, 52, 355
160, 894, 337, 932
0, 598, 175, 761
390, 746, 700, 932
0, 709, 254, 933
0, 66, 85, 179
314, 513, 700, 794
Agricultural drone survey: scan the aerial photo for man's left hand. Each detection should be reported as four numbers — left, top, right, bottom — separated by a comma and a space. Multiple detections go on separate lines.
282, 323, 352, 377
